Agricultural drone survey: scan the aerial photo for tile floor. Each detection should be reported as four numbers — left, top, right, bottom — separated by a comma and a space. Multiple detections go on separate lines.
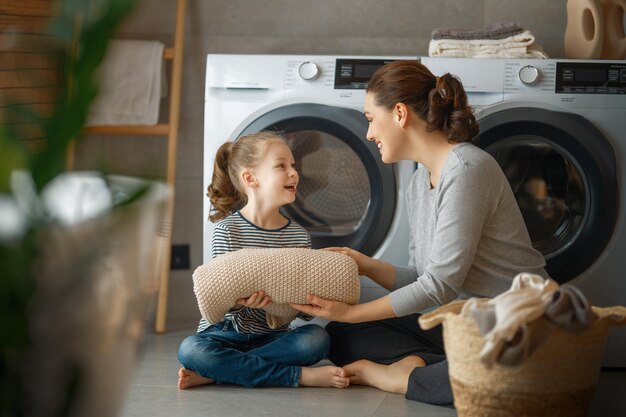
119, 324, 626, 417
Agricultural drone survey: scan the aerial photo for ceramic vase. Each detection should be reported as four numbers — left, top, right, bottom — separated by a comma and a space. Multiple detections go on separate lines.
601, 0, 626, 58
565, 0, 605, 58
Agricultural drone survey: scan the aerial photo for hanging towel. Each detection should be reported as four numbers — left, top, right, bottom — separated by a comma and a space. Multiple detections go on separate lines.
428, 30, 550, 59
86, 40, 165, 126
431, 21, 524, 41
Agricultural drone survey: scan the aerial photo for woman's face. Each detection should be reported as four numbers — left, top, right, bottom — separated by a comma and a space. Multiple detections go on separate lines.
364, 92, 405, 163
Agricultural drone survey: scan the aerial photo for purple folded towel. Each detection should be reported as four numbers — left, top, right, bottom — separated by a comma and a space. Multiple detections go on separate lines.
431, 21, 524, 40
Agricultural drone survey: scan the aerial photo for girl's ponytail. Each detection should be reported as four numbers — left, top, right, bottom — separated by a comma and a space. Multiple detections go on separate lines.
207, 142, 242, 222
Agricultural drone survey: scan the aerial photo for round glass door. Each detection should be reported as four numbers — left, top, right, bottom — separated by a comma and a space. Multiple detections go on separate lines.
476, 107, 618, 283
488, 137, 586, 257
283, 130, 371, 236
238, 103, 396, 256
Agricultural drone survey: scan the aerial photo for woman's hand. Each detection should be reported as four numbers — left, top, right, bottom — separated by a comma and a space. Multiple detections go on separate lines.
325, 246, 396, 291
236, 291, 273, 310
289, 294, 353, 322
324, 247, 373, 276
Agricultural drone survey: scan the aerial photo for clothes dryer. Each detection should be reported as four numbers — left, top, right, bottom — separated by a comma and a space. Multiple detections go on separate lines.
423, 57, 625, 367
204, 54, 416, 302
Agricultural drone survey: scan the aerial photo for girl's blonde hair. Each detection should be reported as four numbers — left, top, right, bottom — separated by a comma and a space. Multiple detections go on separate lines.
207, 132, 286, 222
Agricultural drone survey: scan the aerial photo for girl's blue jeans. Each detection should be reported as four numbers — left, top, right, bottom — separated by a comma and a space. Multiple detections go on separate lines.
178, 322, 330, 387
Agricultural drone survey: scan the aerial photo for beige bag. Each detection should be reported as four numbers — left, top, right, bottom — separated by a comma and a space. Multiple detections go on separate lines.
420, 301, 626, 417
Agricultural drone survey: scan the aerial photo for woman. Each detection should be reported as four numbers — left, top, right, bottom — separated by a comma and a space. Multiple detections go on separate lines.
290, 60, 547, 404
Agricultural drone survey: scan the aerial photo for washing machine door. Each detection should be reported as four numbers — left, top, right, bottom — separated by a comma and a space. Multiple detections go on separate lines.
238, 103, 396, 256
476, 107, 618, 283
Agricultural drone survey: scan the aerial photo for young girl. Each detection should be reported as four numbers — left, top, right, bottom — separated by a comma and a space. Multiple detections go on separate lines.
177, 132, 349, 390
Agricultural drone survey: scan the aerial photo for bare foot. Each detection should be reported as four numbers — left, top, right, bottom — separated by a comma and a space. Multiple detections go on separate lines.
177, 367, 215, 389
299, 365, 350, 388
342, 355, 426, 394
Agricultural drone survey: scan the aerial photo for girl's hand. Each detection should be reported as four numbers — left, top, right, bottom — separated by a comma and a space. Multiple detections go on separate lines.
324, 247, 372, 276
289, 294, 353, 322
236, 291, 273, 310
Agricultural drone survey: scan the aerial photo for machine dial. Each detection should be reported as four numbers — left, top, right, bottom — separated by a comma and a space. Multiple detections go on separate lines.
519, 65, 540, 85
298, 61, 320, 80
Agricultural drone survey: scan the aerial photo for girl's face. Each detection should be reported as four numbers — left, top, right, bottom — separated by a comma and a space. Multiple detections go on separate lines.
253, 141, 299, 206
364, 92, 406, 163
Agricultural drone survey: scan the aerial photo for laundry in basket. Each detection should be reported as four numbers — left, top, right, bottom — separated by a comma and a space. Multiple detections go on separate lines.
419, 273, 626, 417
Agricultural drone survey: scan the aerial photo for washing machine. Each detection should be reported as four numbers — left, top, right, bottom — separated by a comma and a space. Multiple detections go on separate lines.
423, 57, 626, 367
204, 54, 416, 302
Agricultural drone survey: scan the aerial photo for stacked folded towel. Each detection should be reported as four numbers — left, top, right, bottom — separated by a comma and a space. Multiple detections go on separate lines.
429, 21, 549, 59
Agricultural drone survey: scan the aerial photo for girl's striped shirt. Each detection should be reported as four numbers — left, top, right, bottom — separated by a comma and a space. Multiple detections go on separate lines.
197, 211, 312, 334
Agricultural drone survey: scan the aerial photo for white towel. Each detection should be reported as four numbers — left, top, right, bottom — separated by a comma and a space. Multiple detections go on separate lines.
87, 40, 165, 126
429, 30, 549, 59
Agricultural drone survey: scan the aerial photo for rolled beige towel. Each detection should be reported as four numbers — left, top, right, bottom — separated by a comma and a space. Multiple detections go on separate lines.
193, 248, 360, 328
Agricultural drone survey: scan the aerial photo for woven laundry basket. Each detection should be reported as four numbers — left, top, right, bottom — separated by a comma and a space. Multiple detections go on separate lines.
419, 301, 626, 417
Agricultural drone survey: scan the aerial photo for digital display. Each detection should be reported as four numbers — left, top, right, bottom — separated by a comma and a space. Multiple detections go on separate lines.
575, 68, 606, 83
334, 58, 403, 90
354, 63, 383, 79
556, 62, 626, 94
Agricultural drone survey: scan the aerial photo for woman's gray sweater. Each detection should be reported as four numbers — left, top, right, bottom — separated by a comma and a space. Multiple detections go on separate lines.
390, 142, 548, 317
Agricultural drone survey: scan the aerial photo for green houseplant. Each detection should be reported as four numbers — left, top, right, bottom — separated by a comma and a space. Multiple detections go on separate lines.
0, 1, 170, 416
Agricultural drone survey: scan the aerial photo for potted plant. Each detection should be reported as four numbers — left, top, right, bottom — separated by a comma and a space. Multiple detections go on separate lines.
0, 1, 170, 416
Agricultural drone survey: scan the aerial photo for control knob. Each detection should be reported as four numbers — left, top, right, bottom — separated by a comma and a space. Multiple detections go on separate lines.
519, 65, 540, 85
298, 61, 320, 80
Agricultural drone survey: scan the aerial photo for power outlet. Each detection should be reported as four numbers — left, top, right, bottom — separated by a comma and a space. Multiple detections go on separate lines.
170, 244, 190, 270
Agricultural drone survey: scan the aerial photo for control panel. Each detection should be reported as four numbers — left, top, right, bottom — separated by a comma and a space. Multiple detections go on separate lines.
555, 62, 626, 94
284, 57, 412, 90
285, 59, 335, 88
504, 61, 556, 92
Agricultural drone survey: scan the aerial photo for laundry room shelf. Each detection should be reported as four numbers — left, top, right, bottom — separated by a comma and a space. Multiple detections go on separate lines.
78, 1, 187, 334
0, 0, 185, 334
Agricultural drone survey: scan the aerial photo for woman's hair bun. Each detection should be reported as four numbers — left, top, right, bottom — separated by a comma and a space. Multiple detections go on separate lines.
427, 73, 478, 143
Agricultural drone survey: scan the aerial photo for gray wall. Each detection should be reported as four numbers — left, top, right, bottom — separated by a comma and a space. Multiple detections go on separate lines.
74, 0, 567, 330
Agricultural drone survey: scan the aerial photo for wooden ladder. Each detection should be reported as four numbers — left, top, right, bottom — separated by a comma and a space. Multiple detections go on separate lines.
75, 0, 186, 334
0, 0, 185, 333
